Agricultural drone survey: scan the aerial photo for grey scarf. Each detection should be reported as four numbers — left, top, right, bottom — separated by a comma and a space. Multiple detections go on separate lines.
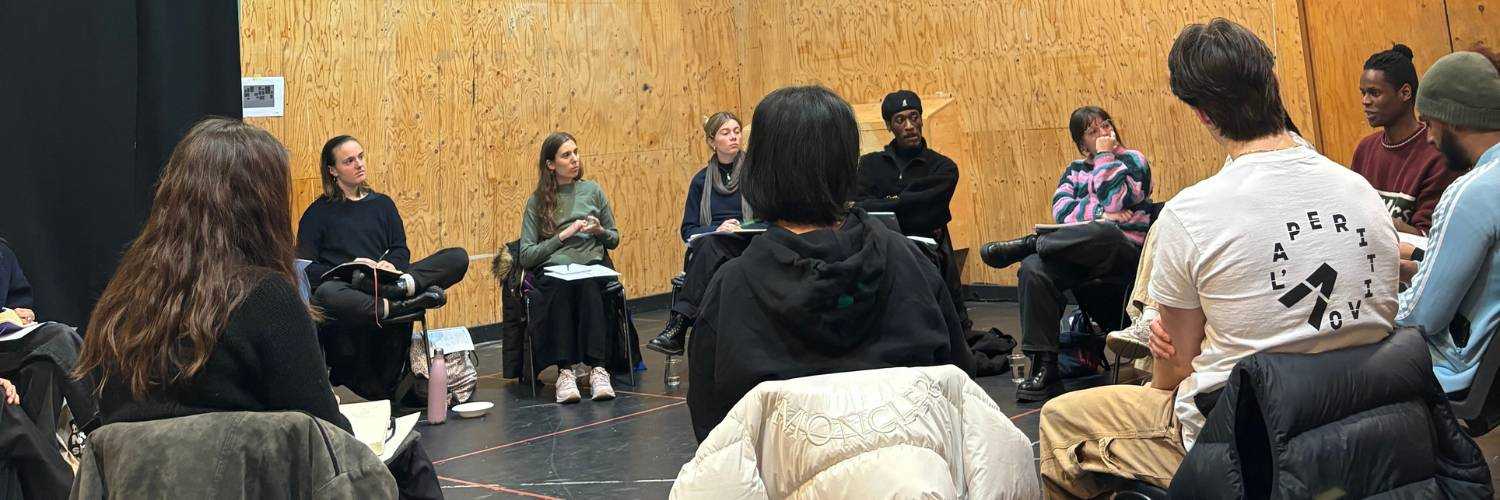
699, 151, 754, 229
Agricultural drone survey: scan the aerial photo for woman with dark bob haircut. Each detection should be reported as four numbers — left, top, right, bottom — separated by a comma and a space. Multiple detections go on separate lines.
685, 86, 975, 441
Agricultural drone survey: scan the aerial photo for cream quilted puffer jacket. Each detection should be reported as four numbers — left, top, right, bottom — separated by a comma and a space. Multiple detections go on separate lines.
671, 365, 1040, 499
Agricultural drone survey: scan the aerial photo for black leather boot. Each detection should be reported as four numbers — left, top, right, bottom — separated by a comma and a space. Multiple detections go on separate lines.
383, 286, 446, 319
1017, 351, 1066, 402
980, 234, 1038, 269
351, 269, 414, 299
646, 312, 691, 356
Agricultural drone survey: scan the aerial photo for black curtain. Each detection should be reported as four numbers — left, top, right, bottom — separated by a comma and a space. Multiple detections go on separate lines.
0, 0, 241, 328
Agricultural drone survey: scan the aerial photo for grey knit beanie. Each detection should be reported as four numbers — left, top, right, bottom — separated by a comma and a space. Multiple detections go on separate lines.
1416, 51, 1500, 130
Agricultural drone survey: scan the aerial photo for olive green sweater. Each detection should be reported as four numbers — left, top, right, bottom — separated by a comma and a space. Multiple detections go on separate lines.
519, 180, 621, 269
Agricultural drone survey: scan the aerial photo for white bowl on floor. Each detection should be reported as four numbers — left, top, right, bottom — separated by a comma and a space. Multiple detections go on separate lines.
452, 401, 494, 418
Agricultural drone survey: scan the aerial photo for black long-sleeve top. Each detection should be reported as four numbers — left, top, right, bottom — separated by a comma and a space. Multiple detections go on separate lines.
295, 193, 410, 288
96, 274, 351, 432
0, 241, 32, 309
851, 140, 959, 238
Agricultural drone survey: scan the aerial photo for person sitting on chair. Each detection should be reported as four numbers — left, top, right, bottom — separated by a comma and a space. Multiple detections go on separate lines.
76, 117, 362, 456
519, 132, 623, 404
80, 118, 438, 498
1036, 20, 1398, 498
1395, 48, 1500, 395
850, 90, 969, 330
646, 111, 754, 356
1352, 44, 1459, 236
978, 105, 1153, 402
687, 85, 976, 441
297, 135, 468, 401
0, 239, 33, 326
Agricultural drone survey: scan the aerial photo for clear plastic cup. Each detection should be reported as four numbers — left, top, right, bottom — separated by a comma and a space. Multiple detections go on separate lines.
1009, 353, 1030, 384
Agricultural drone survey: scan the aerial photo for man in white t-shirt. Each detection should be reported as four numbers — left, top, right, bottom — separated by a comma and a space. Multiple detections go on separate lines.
1037, 18, 1399, 498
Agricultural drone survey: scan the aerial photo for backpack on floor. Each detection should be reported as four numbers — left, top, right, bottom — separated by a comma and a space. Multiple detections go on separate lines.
1057, 309, 1107, 379
409, 340, 478, 405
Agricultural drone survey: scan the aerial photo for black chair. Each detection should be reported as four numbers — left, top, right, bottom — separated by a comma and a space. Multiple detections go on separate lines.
1447, 327, 1500, 436
385, 310, 432, 413
1111, 481, 1169, 500
498, 242, 640, 398
517, 271, 640, 398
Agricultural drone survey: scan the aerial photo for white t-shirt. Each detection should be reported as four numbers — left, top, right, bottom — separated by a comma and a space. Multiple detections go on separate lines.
1149, 145, 1399, 449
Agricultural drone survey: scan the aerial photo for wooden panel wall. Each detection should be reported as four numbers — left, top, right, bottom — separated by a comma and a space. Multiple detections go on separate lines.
1303, 0, 1499, 167
241, 1, 741, 328
1302, 0, 1455, 167
1447, 0, 1500, 52
241, 0, 1378, 326
737, 0, 1317, 285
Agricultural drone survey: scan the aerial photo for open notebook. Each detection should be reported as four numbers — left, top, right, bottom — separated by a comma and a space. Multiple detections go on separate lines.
339, 400, 419, 462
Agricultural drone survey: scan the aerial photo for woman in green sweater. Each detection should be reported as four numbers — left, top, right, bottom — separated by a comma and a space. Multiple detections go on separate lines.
519, 132, 622, 404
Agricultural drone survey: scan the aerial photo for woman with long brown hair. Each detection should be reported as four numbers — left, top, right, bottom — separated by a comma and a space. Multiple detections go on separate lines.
76, 117, 348, 430
518, 132, 622, 404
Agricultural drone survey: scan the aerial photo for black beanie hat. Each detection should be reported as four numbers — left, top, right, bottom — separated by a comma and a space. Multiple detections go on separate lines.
881, 90, 922, 122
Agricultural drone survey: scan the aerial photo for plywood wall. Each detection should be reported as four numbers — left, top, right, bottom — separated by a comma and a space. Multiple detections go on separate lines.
241, 0, 742, 328
736, 0, 1317, 285
1303, 0, 1500, 167
244, 0, 1479, 327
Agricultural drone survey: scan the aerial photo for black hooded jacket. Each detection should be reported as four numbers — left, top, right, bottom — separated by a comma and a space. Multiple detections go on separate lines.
687, 209, 976, 441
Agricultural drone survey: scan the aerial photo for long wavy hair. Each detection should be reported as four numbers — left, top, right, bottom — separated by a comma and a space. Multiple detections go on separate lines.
529, 132, 580, 238
75, 117, 298, 398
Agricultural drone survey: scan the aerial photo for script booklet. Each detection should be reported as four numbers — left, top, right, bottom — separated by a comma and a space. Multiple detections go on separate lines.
339, 400, 419, 462
543, 263, 621, 281
1033, 220, 1093, 232
320, 261, 403, 283
685, 226, 768, 244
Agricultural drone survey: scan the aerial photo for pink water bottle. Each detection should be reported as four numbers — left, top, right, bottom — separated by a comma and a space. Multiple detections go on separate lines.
427, 348, 448, 424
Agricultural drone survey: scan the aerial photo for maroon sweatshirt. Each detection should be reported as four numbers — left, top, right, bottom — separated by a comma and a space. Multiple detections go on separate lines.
1350, 129, 1459, 233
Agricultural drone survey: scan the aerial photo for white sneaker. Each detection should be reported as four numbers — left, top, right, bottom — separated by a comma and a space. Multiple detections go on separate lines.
555, 367, 581, 404
589, 366, 615, 401
1106, 308, 1157, 360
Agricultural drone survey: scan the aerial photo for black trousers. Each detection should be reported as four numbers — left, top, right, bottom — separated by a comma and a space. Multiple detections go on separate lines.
1019, 222, 1141, 353
0, 404, 71, 500
671, 233, 753, 319
531, 275, 611, 371
313, 247, 469, 328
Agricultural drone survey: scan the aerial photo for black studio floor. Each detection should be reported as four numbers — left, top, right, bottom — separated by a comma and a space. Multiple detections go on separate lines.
365, 301, 1500, 500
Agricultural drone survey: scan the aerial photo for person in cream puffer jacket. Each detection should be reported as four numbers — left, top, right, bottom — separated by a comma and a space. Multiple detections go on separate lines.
671, 365, 1039, 499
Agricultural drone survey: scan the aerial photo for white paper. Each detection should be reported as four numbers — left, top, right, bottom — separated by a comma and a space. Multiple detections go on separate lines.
1398, 232, 1429, 251
419, 326, 475, 355
339, 400, 391, 457
338, 400, 419, 462
907, 236, 937, 246
543, 263, 621, 281
0, 322, 43, 342
382, 413, 420, 462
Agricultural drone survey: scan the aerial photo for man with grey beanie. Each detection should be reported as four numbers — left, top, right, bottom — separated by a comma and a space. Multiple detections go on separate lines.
1396, 47, 1500, 395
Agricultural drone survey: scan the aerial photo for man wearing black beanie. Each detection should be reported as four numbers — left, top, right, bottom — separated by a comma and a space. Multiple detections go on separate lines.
852, 90, 970, 330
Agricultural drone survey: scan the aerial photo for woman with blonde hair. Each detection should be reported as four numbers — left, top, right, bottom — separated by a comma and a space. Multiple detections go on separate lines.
646, 111, 755, 356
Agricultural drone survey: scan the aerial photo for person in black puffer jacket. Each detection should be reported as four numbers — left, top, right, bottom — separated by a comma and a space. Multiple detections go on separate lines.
1171, 328, 1491, 498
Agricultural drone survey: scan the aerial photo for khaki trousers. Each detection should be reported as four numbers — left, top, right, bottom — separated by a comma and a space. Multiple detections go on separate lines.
1037, 384, 1186, 499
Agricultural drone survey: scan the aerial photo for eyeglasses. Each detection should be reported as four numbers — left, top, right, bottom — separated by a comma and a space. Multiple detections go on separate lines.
1086, 120, 1115, 136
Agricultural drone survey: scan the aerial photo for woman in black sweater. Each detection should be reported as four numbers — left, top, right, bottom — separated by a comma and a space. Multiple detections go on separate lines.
687, 87, 975, 441
646, 111, 755, 356
298, 135, 468, 402
78, 118, 348, 431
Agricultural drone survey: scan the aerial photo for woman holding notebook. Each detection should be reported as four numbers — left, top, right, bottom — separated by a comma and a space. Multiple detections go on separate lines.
646, 111, 756, 357
518, 132, 623, 404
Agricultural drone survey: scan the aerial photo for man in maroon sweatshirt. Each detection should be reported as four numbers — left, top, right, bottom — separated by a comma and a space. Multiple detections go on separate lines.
1352, 44, 1459, 235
